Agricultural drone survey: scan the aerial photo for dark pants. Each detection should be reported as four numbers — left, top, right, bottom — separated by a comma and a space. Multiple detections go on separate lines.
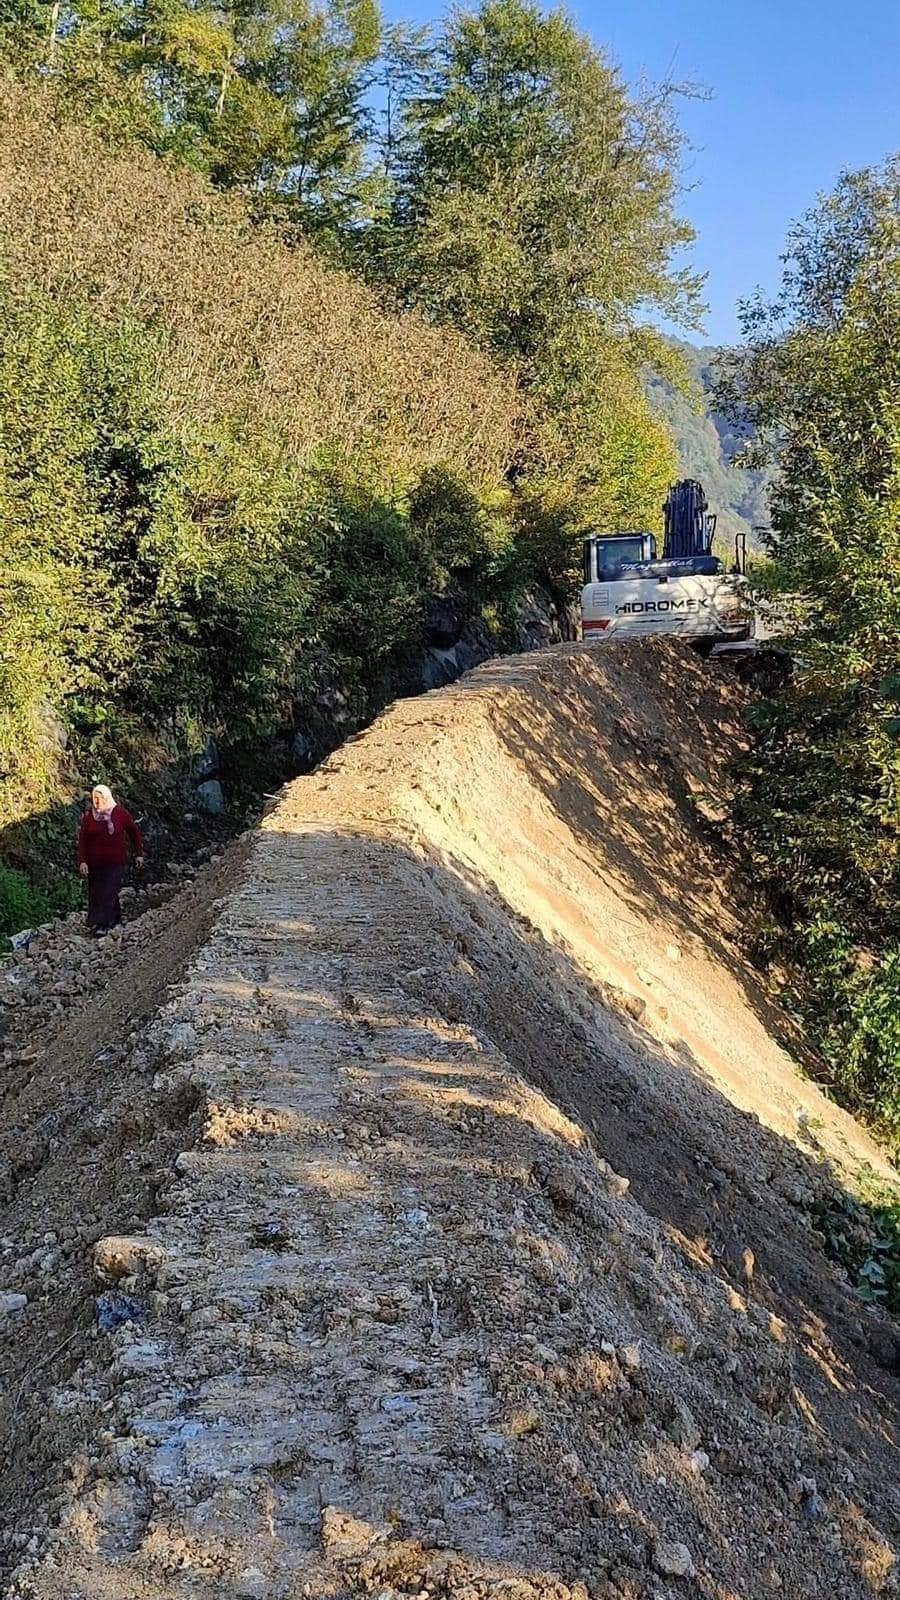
87, 864, 124, 931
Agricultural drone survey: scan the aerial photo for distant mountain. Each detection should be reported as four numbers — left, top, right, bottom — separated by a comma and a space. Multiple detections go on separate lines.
646, 341, 770, 555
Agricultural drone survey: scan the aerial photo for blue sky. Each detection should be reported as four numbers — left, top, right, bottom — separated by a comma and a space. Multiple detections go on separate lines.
381, 0, 900, 344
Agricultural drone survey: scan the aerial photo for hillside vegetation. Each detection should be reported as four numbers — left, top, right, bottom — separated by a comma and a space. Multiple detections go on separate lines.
721, 162, 900, 1144
0, 0, 700, 931
0, 88, 515, 484
0, 82, 517, 846
646, 341, 770, 555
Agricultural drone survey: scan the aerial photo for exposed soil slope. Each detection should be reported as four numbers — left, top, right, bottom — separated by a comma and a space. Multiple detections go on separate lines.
3, 642, 898, 1600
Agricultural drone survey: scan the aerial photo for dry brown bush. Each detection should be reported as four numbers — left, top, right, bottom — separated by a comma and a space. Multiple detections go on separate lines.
0, 82, 518, 486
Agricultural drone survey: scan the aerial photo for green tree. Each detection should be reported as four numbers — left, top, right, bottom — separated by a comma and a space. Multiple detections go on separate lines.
166, 0, 382, 236
720, 161, 900, 1137
369, 0, 700, 530
0, 289, 178, 812
3, 0, 381, 238
0, 0, 47, 57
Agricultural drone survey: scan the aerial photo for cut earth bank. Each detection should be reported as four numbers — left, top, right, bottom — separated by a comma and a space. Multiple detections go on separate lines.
2, 640, 898, 1600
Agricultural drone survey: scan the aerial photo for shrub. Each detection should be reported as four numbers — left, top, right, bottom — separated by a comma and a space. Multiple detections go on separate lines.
0, 862, 50, 941
724, 163, 900, 1143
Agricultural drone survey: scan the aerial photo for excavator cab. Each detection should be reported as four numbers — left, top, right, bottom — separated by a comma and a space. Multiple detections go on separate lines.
582, 533, 656, 586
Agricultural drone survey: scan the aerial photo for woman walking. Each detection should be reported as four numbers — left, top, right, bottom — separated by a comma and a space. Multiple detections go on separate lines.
77, 785, 145, 935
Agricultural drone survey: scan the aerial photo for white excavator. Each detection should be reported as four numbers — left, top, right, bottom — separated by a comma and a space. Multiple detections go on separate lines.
581, 480, 754, 651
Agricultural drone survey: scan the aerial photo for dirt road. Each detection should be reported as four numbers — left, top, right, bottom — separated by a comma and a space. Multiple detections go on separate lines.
3, 642, 898, 1600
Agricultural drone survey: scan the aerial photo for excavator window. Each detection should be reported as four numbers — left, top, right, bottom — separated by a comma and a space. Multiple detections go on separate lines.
596, 537, 645, 580
584, 534, 655, 585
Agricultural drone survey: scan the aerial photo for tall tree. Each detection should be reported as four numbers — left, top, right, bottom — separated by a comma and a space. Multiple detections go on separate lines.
2, 0, 381, 238
366, 0, 701, 528
380, 0, 700, 350
720, 161, 900, 1132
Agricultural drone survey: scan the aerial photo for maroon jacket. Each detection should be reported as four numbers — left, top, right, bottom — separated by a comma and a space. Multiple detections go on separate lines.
77, 806, 144, 870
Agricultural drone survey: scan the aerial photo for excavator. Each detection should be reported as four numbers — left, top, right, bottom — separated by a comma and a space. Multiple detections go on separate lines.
580, 480, 754, 650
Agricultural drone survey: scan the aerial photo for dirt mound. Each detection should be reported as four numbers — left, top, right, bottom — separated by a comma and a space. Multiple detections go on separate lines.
3, 642, 898, 1600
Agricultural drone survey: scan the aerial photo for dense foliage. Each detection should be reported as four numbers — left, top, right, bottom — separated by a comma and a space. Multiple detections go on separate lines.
0, 2, 701, 923
0, 80, 521, 843
720, 163, 900, 1142
369, 0, 694, 530
0, 0, 696, 535
2, 0, 382, 240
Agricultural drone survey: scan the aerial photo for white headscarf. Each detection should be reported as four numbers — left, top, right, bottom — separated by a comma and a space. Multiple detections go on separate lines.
91, 785, 117, 835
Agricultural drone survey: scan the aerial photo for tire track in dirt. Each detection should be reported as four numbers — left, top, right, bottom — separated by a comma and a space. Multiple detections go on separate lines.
5, 642, 899, 1600
0, 846, 249, 1577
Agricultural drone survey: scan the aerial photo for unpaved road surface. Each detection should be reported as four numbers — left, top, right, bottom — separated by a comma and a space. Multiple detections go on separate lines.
2, 642, 898, 1600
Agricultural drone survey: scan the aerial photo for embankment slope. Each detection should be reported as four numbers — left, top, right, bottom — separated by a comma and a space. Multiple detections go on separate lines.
6, 642, 899, 1600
